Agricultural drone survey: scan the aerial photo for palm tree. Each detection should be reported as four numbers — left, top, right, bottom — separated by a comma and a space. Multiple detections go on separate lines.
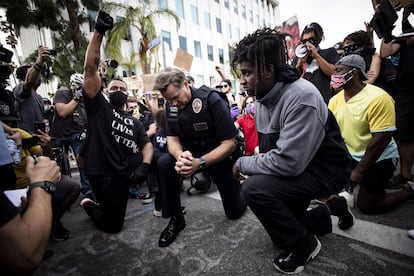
121, 52, 140, 77
102, 0, 180, 74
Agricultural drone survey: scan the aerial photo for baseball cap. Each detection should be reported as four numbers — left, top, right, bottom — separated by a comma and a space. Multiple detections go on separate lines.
336, 54, 368, 80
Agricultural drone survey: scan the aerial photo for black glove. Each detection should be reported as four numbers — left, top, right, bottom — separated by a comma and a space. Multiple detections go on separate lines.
130, 162, 150, 185
95, 11, 114, 35
73, 86, 83, 101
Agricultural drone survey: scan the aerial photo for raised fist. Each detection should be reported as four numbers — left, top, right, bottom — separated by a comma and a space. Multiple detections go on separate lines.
95, 11, 114, 34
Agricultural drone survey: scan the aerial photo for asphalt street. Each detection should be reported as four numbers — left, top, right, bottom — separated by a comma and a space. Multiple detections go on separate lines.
33, 171, 414, 276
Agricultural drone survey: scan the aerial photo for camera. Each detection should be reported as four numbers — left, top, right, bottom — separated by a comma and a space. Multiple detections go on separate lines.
48, 49, 57, 56
22, 136, 41, 149
105, 59, 118, 68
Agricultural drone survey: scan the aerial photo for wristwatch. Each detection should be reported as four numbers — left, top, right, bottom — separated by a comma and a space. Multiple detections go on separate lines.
198, 157, 207, 170
28, 181, 56, 196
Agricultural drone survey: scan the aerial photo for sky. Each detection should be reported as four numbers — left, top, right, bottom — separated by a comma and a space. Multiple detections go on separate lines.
278, 0, 405, 49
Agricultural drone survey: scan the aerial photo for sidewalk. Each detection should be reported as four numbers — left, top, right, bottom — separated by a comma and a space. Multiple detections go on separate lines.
34, 176, 414, 275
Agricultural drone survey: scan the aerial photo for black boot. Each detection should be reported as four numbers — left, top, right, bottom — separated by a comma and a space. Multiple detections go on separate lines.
158, 214, 186, 247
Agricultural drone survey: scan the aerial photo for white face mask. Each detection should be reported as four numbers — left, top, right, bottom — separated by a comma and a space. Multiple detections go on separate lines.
44, 105, 50, 111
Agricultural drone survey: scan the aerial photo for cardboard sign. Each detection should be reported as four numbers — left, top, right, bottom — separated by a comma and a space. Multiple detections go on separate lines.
142, 74, 158, 92
173, 48, 193, 72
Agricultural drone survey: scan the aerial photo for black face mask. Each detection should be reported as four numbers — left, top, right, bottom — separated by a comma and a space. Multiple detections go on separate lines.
109, 91, 128, 108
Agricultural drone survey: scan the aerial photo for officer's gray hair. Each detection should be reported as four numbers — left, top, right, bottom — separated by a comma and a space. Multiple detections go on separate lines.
153, 66, 186, 93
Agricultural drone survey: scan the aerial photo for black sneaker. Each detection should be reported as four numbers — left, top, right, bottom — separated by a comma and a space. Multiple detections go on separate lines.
51, 222, 71, 242
273, 234, 321, 274
326, 195, 355, 230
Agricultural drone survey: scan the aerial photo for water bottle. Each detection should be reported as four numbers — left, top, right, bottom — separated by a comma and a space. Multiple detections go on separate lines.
6, 139, 21, 164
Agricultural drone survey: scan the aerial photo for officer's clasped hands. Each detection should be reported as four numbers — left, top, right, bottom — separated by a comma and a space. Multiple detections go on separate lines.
175, 151, 195, 177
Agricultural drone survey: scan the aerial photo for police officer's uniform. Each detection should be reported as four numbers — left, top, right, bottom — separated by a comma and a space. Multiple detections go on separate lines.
157, 85, 246, 219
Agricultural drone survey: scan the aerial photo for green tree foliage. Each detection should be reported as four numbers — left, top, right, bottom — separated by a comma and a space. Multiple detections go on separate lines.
0, 0, 99, 86
102, 0, 180, 74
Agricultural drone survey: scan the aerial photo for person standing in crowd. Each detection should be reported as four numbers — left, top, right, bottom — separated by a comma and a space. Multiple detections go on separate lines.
343, 30, 382, 85
0, 154, 61, 275
13, 47, 52, 133
234, 95, 258, 156
80, 11, 153, 234
380, 4, 414, 188
231, 28, 353, 274
153, 66, 247, 248
50, 73, 92, 198
295, 22, 340, 103
42, 97, 54, 131
329, 54, 413, 213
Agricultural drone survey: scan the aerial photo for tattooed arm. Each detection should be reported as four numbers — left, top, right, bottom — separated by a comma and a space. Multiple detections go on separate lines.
83, 32, 104, 99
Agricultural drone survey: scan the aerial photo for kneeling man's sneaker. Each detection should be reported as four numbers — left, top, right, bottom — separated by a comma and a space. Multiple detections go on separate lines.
273, 234, 321, 274
327, 195, 355, 230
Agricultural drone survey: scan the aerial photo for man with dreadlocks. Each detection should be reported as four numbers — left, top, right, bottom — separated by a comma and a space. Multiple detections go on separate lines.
231, 28, 354, 274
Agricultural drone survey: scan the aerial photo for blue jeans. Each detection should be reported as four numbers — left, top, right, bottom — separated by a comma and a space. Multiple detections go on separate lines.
52, 133, 92, 196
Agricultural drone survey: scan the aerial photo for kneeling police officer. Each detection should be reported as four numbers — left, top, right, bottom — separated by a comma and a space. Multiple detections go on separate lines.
153, 67, 247, 247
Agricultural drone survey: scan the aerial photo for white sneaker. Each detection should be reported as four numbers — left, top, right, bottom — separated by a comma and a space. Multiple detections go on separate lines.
153, 209, 162, 217
408, 229, 414, 240
338, 191, 354, 208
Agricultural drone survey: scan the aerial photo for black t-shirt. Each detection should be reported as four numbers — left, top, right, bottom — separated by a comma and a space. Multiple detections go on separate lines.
50, 87, 87, 137
396, 41, 414, 92
0, 192, 18, 228
83, 93, 150, 176
303, 47, 340, 103
166, 87, 237, 156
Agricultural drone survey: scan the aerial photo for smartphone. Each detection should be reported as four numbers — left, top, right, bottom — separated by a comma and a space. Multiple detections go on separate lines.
34, 122, 46, 134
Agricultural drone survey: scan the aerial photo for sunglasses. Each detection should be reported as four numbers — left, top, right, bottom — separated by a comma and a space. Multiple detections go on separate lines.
221, 84, 228, 88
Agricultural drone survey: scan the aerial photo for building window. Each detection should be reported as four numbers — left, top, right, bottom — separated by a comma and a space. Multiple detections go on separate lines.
176, 0, 184, 18
224, 0, 229, 8
179, 36, 187, 51
235, 27, 240, 41
204, 12, 211, 29
241, 4, 246, 19
207, 45, 214, 61
194, 41, 202, 58
249, 10, 253, 23
191, 5, 199, 24
233, 0, 238, 14
218, 48, 224, 64
216, 18, 222, 33
158, 0, 167, 9
226, 23, 232, 38
161, 30, 171, 51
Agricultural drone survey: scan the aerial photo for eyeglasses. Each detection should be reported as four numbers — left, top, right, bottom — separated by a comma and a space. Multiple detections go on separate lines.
222, 85, 228, 88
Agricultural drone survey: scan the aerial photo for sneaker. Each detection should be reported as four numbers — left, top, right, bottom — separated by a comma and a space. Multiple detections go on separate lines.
80, 197, 99, 208
129, 187, 145, 199
388, 174, 410, 189
51, 222, 71, 241
273, 234, 321, 274
138, 192, 154, 204
408, 229, 414, 240
326, 195, 355, 230
153, 209, 162, 217
80, 197, 102, 220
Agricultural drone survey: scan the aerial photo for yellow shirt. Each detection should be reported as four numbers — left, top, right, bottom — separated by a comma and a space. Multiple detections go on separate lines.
12, 128, 42, 188
328, 84, 398, 161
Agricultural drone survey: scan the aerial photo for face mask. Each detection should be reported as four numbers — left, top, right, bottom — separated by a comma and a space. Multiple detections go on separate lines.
245, 103, 255, 115
44, 105, 50, 112
109, 91, 128, 108
330, 69, 355, 90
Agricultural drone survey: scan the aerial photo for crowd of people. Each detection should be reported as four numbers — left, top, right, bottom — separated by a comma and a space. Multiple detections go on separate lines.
1, 1, 414, 274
